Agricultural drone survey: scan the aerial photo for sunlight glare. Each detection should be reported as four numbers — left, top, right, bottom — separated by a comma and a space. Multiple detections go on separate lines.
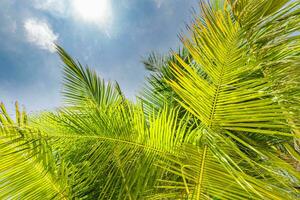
73, 0, 112, 25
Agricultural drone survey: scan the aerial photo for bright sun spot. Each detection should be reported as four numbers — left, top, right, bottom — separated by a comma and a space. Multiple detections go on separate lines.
73, 0, 112, 26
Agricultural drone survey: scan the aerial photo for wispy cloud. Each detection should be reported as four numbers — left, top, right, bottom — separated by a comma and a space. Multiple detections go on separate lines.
24, 18, 58, 53
31, 0, 67, 16
1, 0, 197, 112
31, 0, 113, 35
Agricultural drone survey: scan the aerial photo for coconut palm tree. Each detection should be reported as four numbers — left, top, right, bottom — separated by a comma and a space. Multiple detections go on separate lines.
0, 0, 299, 199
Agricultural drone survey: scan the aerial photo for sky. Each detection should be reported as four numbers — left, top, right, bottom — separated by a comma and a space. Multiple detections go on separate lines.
0, 0, 198, 114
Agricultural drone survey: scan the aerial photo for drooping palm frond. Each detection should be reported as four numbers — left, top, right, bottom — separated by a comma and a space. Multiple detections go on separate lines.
56, 46, 123, 107
34, 103, 193, 199
31, 47, 194, 199
0, 102, 72, 199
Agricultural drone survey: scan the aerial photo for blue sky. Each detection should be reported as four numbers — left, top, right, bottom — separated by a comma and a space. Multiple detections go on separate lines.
0, 0, 198, 114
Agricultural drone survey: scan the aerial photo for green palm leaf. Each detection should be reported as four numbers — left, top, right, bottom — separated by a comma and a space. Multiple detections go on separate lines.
35, 103, 192, 199
159, 0, 300, 199
0, 1, 299, 199
0, 103, 72, 199
56, 46, 123, 107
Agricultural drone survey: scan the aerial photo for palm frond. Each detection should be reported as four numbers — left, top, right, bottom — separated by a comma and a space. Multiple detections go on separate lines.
159, 1, 300, 198
34, 102, 192, 199
1, 1, 299, 199
56, 45, 123, 107
0, 102, 72, 199
140, 48, 192, 118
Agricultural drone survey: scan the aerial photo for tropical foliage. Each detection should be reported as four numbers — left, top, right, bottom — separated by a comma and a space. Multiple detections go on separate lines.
1, 0, 300, 199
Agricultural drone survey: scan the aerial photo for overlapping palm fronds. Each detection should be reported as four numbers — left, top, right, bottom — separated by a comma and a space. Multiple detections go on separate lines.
0, 102, 72, 199
140, 47, 192, 117
0, 0, 299, 199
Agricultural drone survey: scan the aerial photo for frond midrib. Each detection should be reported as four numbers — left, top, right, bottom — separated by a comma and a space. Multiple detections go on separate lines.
48, 133, 170, 155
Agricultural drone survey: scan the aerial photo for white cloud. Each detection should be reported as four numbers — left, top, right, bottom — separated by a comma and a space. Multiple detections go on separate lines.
31, 0, 67, 16
24, 18, 58, 53
31, 0, 113, 34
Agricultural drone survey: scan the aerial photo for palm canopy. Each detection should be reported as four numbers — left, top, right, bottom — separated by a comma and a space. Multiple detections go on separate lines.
1, 0, 300, 199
